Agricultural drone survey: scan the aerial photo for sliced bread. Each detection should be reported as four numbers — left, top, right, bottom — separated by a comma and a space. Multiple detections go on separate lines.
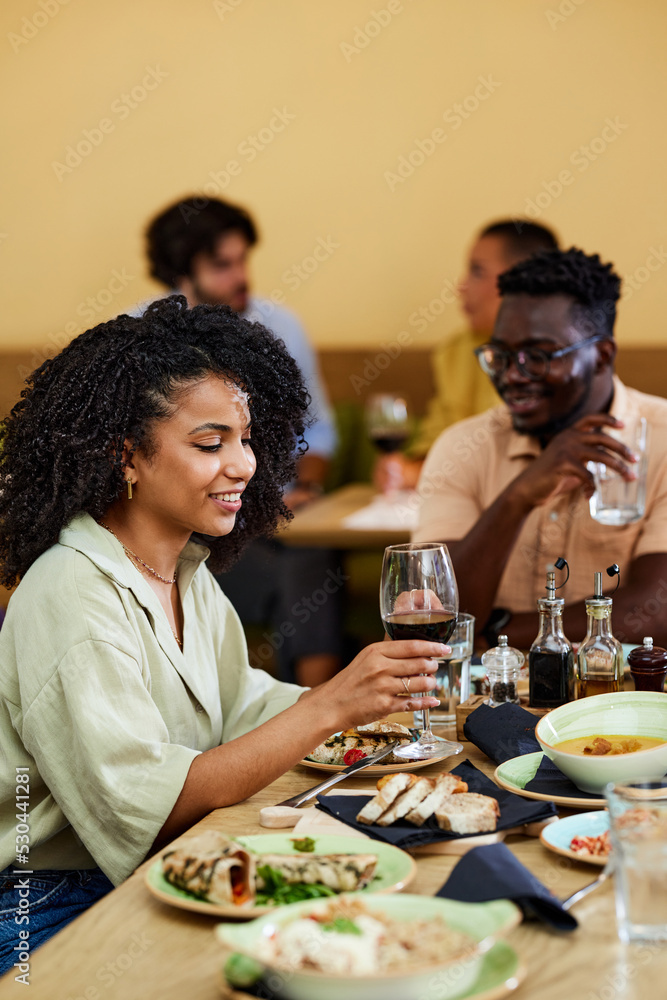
435, 792, 500, 835
404, 774, 468, 826
375, 777, 435, 826
356, 773, 414, 825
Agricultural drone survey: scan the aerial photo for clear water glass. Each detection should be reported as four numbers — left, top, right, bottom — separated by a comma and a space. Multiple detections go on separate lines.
606, 779, 667, 942
589, 416, 648, 525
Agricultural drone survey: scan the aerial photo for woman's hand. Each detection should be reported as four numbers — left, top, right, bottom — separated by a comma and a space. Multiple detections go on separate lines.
307, 639, 447, 733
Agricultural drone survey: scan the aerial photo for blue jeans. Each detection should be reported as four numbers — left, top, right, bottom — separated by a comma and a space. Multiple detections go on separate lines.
0, 868, 114, 977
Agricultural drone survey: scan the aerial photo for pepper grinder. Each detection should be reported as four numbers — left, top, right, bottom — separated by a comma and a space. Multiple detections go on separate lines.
627, 637, 667, 692
482, 635, 524, 706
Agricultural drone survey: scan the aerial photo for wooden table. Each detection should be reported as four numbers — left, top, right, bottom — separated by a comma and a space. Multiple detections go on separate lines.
280, 483, 412, 549
14, 738, 667, 1000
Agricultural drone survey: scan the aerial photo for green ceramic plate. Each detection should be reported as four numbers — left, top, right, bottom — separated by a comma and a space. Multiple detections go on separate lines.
494, 752, 606, 808
463, 940, 525, 1000
145, 833, 417, 919
217, 894, 523, 1000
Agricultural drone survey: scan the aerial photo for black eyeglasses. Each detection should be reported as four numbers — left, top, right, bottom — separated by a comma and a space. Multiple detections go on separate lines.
474, 334, 608, 380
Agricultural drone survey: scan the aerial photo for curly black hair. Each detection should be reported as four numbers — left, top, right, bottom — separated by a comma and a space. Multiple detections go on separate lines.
0, 296, 309, 586
145, 196, 258, 288
498, 246, 621, 337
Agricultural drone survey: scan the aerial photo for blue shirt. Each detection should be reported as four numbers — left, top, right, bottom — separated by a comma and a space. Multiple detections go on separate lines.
242, 296, 336, 458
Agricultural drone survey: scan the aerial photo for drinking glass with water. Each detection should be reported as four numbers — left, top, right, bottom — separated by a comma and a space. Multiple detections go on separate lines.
606, 779, 667, 942
427, 613, 475, 724
589, 416, 648, 526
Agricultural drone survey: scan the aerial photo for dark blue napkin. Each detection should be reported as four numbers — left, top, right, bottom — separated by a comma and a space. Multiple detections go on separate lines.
463, 702, 542, 763
316, 759, 556, 849
524, 755, 602, 800
438, 842, 578, 931
464, 702, 602, 801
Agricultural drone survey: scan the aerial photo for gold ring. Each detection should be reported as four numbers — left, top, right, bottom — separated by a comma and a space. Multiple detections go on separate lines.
401, 676, 410, 694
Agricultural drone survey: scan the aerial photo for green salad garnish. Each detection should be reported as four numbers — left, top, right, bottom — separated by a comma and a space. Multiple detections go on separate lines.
321, 917, 362, 935
255, 865, 337, 906
290, 836, 316, 853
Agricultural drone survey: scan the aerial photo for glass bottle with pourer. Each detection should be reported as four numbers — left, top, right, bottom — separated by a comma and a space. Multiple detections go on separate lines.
577, 567, 624, 698
529, 558, 575, 709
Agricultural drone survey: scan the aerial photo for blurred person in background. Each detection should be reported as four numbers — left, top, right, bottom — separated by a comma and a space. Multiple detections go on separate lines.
375, 219, 559, 492
143, 197, 342, 686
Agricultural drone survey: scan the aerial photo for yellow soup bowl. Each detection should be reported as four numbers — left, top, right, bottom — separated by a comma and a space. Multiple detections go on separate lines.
535, 691, 667, 793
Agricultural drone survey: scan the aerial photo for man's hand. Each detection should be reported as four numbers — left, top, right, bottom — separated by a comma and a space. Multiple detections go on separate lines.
373, 453, 423, 493
509, 414, 638, 508
393, 588, 445, 613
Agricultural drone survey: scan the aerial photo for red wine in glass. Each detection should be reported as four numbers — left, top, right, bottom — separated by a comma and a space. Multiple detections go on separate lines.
370, 429, 409, 454
383, 610, 457, 644
380, 543, 461, 761
365, 395, 409, 455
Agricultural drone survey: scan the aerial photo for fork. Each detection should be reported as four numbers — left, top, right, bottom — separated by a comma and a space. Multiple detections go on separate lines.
561, 860, 613, 910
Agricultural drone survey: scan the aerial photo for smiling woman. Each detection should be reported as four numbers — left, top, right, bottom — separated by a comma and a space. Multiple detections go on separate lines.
0, 297, 446, 971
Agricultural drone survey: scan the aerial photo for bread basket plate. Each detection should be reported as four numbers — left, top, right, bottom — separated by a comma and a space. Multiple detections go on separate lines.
145, 833, 416, 919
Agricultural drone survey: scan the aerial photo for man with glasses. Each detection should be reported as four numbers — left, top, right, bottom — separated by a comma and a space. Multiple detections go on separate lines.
374, 219, 558, 491
413, 247, 667, 647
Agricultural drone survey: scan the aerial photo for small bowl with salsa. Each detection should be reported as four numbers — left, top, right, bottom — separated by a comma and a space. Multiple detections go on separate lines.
535, 691, 667, 793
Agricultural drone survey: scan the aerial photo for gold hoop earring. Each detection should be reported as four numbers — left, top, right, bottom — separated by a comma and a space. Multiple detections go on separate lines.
126, 479, 133, 500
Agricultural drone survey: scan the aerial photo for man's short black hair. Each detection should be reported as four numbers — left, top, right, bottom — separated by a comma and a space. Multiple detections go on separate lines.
145, 196, 258, 288
498, 247, 622, 337
480, 219, 559, 262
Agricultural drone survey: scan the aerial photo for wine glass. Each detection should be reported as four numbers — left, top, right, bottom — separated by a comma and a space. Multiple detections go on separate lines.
365, 394, 409, 454
380, 542, 461, 760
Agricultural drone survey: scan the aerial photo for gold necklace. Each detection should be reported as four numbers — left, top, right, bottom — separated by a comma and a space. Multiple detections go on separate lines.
99, 522, 178, 584
99, 522, 183, 648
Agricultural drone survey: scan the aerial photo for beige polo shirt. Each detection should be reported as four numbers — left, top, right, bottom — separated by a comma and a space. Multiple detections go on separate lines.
0, 515, 304, 885
413, 378, 667, 612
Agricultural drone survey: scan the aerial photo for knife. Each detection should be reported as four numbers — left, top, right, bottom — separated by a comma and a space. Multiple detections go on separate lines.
273, 741, 399, 809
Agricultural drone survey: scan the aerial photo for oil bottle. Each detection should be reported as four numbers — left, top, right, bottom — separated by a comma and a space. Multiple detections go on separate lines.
577, 571, 624, 698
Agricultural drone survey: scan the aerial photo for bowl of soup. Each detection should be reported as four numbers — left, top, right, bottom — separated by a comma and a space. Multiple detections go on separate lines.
535, 691, 667, 793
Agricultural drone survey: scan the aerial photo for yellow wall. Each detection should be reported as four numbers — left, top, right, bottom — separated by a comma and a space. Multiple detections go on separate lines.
1, 0, 666, 357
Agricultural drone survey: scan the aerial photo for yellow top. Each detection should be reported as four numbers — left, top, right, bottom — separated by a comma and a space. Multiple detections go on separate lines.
409, 329, 500, 458
0, 515, 304, 884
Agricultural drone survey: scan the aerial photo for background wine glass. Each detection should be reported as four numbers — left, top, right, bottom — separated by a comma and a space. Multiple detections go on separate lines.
380, 542, 460, 760
365, 393, 410, 454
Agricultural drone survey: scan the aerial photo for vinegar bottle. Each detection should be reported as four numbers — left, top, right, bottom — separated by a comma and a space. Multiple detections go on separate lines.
529, 569, 575, 708
577, 571, 624, 698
